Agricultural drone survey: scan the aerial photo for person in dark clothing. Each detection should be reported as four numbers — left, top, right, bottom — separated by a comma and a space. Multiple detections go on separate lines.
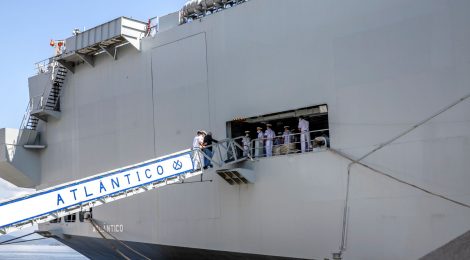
203, 132, 218, 169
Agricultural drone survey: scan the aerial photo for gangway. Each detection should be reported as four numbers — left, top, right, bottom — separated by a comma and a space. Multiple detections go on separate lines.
0, 137, 249, 236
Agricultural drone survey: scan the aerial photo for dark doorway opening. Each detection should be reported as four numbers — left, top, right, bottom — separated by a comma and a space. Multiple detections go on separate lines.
227, 104, 329, 156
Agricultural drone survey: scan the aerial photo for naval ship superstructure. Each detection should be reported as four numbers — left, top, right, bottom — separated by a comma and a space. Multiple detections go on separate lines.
1, 0, 470, 259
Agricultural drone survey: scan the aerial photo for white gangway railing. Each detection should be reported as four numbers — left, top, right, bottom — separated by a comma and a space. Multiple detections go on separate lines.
0, 149, 198, 235
0, 136, 249, 236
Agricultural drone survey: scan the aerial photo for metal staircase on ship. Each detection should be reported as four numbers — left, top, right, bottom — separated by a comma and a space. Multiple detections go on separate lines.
19, 16, 147, 146
34, 65, 68, 118
19, 61, 68, 149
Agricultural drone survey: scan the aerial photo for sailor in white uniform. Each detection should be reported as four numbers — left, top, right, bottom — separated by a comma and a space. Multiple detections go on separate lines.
298, 117, 311, 153
282, 126, 291, 144
282, 126, 291, 154
192, 130, 205, 169
264, 124, 275, 157
255, 127, 264, 157
242, 130, 251, 157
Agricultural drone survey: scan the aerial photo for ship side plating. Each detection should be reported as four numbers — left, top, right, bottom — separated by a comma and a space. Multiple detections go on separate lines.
19, 0, 470, 259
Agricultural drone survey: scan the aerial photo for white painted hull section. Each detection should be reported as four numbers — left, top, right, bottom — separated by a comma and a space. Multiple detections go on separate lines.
36, 0, 470, 259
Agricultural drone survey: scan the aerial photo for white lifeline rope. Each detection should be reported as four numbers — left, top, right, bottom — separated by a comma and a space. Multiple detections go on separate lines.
356, 92, 470, 163
336, 92, 470, 254
330, 149, 470, 209
89, 219, 131, 260
90, 218, 151, 260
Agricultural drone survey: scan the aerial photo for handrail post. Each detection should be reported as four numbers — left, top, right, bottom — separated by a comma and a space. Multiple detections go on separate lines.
230, 140, 238, 161
217, 144, 223, 166
198, 150, 204, 181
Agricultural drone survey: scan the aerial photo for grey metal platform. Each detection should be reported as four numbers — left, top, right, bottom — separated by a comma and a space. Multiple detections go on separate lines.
57, 17, 147, 71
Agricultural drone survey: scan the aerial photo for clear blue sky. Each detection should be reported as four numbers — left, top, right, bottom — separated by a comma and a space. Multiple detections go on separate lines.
0, 0, 187, 129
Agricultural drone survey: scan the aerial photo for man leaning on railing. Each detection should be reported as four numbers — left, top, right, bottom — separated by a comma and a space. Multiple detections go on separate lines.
202, 132, 218, 169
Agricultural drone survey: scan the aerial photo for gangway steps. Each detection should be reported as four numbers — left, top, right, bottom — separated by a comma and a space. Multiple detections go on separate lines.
0, 150, 200, 236
0, 136, 252, 235
0, 172, 201, 235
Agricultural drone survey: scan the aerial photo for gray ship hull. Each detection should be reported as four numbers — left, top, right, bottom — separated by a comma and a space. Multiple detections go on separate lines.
17, 0, 470, 259
57, 234, 303, 259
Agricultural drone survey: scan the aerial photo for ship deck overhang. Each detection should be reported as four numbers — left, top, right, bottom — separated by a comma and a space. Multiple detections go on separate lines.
57, 17, 147, 72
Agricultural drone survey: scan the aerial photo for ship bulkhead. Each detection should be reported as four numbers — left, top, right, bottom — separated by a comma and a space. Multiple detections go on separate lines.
29, 0, 470, 259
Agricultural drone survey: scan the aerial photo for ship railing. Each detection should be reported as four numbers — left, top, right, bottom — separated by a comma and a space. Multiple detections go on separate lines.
191, 129, 330, 169
15, 99, 36, 146
192, 136, 252, 170
34, 57, 55, 75
34, 56, 63, 78
30, 57, 65, 113
145, 16, 159, 37
30, 95, 45, 112
0, 149, 201, 236
19, 99, 33, 130
3, 100, 39, 161
249, 129, 330, 158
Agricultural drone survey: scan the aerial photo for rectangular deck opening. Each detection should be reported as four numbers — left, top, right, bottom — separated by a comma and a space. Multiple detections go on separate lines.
227, 104, 329, 157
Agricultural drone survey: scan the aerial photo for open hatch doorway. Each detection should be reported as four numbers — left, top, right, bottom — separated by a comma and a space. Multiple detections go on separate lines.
227, 104, 330, 156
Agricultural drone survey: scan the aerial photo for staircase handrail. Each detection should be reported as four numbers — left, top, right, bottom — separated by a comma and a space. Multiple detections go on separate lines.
33, 54, 63, 75
18, 99, 33, 130
32, 58, 66, 112
193, 136, 252, 169
47, 62, 67, 110
0, 149, 199, 235
34, 57, 56, 75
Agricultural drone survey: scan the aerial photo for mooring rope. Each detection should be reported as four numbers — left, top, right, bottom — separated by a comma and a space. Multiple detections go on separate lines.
89, 218, 131, 260
89, 218, 151, 260
0, 237, 48, 245
0, 232, 36, 245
